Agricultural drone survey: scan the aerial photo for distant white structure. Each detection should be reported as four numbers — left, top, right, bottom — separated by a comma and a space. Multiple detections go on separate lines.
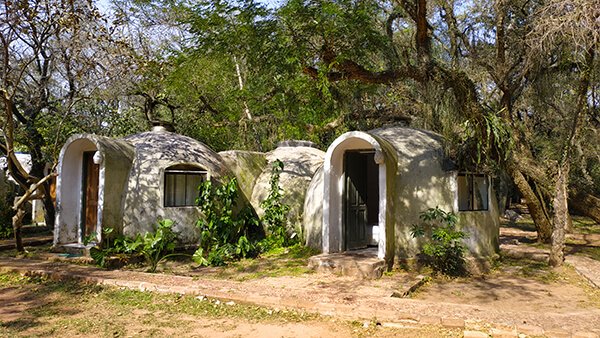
0, 153, 48, 225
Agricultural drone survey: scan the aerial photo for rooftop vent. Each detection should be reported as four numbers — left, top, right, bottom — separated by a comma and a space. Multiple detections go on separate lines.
151, 121, 175, 132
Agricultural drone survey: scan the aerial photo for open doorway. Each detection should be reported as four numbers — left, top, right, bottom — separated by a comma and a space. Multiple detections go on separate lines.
322, 131, 387, 259
81, 151, 99, 241
344, 151, 379, 250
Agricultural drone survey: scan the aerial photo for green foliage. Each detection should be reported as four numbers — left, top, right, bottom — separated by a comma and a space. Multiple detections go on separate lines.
0, 175, 16, 239
194, 164, 301, 266
193, 178, 260, 266
123, 219, 181, 273
0, 201, 14, 240
411, 207, 468, 277
89, 228, 130, 268
457, 111, 514, 170
90, 220, 182, 272
259, 159, 296, 250
82, 232, 98, 246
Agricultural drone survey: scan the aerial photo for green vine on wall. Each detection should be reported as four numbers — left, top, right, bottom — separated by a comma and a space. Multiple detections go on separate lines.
260, 159, 296, 250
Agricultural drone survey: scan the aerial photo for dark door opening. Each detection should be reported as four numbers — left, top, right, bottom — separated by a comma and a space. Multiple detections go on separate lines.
81, 151, 99, 241
344, 151, 379, 250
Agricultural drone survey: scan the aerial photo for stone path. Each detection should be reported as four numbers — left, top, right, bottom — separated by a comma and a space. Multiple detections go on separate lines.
1, 257, 599, 338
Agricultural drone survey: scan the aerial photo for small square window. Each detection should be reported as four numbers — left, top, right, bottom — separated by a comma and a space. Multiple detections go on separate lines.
164, 165, 207, 207
458, 173, 489, 211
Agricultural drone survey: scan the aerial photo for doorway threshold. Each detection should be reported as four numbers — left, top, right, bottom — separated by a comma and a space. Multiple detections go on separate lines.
54, 243, 93, 256
308, 247, 385, 279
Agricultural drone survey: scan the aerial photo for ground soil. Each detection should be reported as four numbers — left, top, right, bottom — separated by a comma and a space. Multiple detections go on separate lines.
0, 276, 459, 337
1, 212, 599, 336
2, 254, 599, 336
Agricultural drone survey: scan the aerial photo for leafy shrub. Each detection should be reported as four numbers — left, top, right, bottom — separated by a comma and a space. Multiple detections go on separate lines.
411, 207, 468, 276
259, 159, 296, 250
89, 228, 130, 268
0, 202, 14, 239
193, 177, 260, 266
90, 219, 182, 272
82, 232, 98, 246
124, 219, 181, 272
193, 161, 303, 267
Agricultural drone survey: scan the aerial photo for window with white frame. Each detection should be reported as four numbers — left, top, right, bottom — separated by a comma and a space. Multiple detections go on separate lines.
457, 173, 489, 211
164, 164, 207, 207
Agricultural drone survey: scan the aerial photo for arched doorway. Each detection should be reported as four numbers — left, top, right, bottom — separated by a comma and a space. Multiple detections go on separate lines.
322, 131, 387, 259
55, 137, 103, 245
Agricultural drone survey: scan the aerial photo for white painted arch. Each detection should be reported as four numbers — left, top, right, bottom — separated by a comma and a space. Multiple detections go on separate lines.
322, 131, 387, 259
54, 136, 104, 245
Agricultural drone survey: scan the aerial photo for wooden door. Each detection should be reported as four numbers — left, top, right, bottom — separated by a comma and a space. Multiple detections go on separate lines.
81, 151, 99, 239
344, 152, 369, 250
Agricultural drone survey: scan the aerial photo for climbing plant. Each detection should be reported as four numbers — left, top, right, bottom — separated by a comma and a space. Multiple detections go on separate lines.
259, 159, 296, 250
193, 177, 260, 266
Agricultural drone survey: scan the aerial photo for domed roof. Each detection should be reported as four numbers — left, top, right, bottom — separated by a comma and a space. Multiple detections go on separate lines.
368, 126, 447, 170
124, 130, 229, 176
250, 144, 325, 232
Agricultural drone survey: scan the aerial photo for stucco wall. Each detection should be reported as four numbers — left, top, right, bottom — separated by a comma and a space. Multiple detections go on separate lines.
55, 137, 98, 244
457, 190, 501, 258
218, 150, 267, 203
371, 127, 499, 260
316, 126, 500, 264
303, 165, 324, 250
250, 146, 325, 236
97, 138, 136, 237
122, 131, 231, 244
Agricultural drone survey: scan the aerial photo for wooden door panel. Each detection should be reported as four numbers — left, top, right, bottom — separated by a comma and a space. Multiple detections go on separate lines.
82, 152, 99, 238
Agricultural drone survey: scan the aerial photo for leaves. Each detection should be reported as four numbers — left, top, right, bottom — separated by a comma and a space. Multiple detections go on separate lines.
194, 177, 260, 266
90, 220, 181, 272
411, 207, 468, 276
260, 159, 296, 249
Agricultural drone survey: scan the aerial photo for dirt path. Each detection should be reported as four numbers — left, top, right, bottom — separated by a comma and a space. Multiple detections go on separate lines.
0, 276, 458, 338
500, 227, 600, 288
1, 257, 599, 337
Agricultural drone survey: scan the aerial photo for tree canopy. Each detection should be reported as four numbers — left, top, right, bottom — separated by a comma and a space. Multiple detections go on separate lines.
1, 0, 599, 261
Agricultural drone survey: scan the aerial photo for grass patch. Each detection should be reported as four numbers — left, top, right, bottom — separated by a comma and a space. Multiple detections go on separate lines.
0, 271, 337, 338
166, 243, 319, 281
501, 217, 537, 232
495, 257, 561, 283
0, 243, 53, 259
572, 216, 600, 234
0, 272, 30, 286
567, 245, 600, 261
0, 272, 320, 324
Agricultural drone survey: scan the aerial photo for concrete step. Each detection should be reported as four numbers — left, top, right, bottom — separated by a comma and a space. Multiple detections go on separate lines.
308, 249, 385, 279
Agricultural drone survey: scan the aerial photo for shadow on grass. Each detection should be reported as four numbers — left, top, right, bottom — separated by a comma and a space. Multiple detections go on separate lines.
566, 244, 600, 261
0, 274, 93, 334
1, 318, 40, 332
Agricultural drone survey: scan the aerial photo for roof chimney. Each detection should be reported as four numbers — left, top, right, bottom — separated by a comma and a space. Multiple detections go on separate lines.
151, 121, 175, 132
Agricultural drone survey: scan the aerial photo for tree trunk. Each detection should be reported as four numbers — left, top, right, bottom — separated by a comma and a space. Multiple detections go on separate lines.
12, 207, 25, 252
42, 181, 55, 228
549, 165, 569, 267
509, 166, 552, 242
565, 212, 573, 234
570, 193, 600, 224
